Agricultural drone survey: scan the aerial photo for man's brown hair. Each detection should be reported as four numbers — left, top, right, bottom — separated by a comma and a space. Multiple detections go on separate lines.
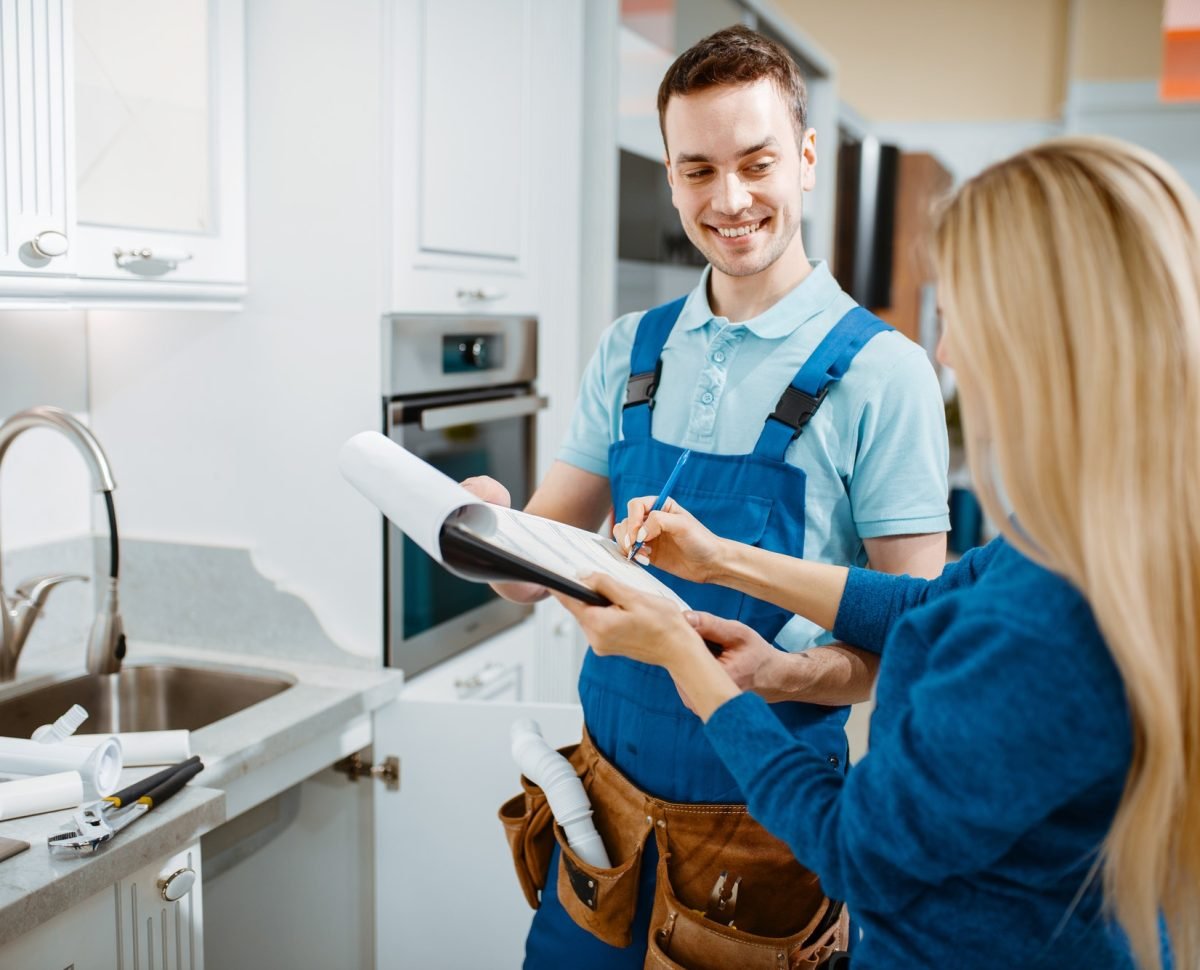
656, 25, 808, 155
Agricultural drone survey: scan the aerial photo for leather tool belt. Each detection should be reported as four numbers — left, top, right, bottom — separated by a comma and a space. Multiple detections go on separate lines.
500, 730, 848, 969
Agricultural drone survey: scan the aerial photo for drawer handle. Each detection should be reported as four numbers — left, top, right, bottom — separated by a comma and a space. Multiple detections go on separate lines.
456, 286, 506, 302
114, 247, 194, 274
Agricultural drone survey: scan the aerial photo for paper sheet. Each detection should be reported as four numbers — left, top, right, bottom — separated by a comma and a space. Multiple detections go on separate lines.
339, 431, 689, 608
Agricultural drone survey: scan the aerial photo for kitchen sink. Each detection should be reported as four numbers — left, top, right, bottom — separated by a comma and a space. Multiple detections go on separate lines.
0, 664, 295, 736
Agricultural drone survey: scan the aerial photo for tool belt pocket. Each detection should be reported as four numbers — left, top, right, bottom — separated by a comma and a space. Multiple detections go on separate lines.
552, 816, 649, 949
648, 837, 846, 970
649, 881, 845, 970
498, 774, 556, 910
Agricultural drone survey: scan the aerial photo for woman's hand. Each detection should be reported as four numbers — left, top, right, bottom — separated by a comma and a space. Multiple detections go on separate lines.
613, 497, 725, 583
552, 574, 741, 720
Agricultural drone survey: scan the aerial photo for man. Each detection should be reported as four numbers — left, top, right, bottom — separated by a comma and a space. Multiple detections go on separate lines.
470, 25, 949, 969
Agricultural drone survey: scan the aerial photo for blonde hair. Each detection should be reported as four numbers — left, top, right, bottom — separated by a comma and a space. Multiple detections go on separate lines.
934, 136, 1200, 970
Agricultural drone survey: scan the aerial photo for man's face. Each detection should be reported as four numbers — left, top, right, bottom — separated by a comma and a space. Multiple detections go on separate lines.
663, 79, 816, 279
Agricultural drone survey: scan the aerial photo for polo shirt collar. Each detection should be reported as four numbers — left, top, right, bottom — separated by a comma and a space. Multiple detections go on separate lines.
676, 261, 842, 339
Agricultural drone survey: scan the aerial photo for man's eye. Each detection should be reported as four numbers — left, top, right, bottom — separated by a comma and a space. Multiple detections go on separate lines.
747, 161, 774, 174
683, 169, 712, 181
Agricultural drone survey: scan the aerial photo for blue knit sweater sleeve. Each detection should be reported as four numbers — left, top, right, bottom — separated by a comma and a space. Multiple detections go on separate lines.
832, 538, 1002, 653
703, 583, 1129, 915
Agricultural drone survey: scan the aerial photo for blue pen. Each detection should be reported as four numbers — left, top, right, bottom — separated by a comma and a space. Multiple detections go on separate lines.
627, 449, 691, 560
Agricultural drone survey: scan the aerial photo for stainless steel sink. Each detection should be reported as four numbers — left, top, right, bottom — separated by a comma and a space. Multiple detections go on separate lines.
0, 664, 295, 736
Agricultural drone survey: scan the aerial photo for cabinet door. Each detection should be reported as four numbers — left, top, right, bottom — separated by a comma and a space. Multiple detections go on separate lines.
0, 883, 117, 970
388, 0, 538, 313
70, 0, 245, 288
0, 0, 75, 279
115, 841, 205, 970
372, 694, 582, 970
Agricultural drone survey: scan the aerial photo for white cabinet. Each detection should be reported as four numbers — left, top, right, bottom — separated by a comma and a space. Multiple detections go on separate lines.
371, 690, 582, 970
386, 0, 551, 314
0, 841, 204, 970
0, 0, 245, 307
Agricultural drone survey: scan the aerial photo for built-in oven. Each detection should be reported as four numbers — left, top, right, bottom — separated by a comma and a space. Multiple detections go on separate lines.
382, 314, 545, 676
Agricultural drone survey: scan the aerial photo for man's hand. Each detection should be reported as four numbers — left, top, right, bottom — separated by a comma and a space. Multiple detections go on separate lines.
460, 475, 548, 604
685, 612, 784, 697
460, 475, 513, 508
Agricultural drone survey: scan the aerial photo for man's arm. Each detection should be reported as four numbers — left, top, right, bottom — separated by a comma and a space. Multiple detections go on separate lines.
462, 460, 611, 604
864, 532, 946, 579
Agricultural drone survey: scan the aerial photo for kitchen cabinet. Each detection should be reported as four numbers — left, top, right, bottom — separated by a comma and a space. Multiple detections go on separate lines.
386, 0, 552, 315
0, 841, 204, 970
0, 0, 245, 307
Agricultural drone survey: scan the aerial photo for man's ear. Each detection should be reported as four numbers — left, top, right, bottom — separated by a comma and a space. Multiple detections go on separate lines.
801, 128, 817, 192
663, 154, 674, 189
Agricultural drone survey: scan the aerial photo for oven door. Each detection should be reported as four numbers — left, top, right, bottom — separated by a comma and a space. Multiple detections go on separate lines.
384, 386, 546, 675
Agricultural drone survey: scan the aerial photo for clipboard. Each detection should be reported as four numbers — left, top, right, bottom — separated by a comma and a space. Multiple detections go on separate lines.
440, 522, 611, 607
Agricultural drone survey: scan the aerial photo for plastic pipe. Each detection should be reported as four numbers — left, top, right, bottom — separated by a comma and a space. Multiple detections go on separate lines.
510, 719, 610, 869
0, 735, 122, 799
31, 704, 89, 743
0, 771, 84, 821
59, 731, 190, 766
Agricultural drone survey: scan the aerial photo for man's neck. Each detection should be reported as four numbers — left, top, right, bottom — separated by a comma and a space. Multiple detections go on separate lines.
708, 250, 813, 323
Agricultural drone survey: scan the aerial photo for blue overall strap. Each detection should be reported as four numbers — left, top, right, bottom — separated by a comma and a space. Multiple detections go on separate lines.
753, 307, 893, 460
621, 296, 688, 441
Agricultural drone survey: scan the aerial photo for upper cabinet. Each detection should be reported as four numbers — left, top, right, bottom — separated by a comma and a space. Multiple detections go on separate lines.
386, 0, 541, 314
0, 0, 245, 307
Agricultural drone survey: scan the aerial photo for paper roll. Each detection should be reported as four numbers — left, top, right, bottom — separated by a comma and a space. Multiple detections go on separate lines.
63, 731, 190, 766
0, 770, 84, 821
0, 735, 123, 797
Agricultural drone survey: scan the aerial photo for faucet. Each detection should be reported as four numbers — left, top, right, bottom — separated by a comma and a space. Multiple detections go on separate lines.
0, 406, 126, 680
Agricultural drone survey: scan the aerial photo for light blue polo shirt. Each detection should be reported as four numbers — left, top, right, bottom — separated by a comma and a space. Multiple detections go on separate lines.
560, 261, 950, 649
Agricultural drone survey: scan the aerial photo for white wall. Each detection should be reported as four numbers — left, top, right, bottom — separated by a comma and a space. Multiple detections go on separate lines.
86, 0, 386, 658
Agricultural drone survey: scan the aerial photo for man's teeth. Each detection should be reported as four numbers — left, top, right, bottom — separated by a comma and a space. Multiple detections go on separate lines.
717, 222, 762, 238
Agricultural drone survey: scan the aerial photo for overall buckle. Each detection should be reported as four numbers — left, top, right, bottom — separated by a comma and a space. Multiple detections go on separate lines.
768, 385, 829, 438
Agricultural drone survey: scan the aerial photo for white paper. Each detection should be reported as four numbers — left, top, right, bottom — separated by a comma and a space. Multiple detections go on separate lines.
339, 431, 689, 608
339, 431, 485, 563
457, 505, 689, 609
0, 770, 84, 821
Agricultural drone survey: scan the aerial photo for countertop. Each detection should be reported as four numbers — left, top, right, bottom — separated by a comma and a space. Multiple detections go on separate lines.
0, 638, 404, 946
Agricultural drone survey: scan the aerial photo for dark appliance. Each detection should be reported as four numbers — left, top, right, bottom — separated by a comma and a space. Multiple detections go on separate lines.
382, 314, 544, 676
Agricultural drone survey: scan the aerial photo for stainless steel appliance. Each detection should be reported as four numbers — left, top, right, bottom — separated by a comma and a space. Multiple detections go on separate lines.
382, 314, 545, 676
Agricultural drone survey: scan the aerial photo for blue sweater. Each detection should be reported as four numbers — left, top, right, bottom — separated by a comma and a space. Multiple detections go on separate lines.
704, 538, 1134, 968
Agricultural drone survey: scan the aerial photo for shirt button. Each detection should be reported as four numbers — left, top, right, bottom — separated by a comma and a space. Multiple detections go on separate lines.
701, 391, 714, 405
712, 351, 726, 363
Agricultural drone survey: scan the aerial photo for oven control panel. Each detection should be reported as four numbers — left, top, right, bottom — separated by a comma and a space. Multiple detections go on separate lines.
443, 333, 505, 373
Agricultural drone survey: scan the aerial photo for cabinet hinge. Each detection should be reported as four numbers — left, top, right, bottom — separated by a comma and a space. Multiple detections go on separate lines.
333, 753, 400, 792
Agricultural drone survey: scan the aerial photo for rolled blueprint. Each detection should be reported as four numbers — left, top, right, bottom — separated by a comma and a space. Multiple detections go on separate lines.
61, 731, 190, 766
0, 735, 122, 798
511, 719, 611, 869
0, 770, 84, 821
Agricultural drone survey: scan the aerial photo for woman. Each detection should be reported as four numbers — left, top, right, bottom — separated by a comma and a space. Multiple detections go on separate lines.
554, 137, 1197, 969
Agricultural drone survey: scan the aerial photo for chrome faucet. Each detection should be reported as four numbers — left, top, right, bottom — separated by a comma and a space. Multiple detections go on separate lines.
0, 406, 126, 681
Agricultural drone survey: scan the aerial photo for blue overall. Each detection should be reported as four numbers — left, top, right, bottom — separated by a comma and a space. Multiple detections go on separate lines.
524, 297, 892, 969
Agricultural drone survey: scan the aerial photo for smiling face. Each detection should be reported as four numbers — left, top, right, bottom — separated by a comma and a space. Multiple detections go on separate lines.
663, 79, 816, 281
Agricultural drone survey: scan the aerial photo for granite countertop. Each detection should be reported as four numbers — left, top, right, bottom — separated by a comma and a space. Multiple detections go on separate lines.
0, 638, 404, 946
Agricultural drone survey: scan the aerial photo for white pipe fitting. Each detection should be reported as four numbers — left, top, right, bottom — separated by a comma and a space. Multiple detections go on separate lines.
510, 719, 611, 869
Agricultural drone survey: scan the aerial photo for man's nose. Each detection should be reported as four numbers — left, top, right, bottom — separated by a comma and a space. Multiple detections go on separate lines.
712, 173, 752, 214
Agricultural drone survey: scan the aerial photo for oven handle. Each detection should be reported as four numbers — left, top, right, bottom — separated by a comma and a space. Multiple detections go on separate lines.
417, 393, 549, 431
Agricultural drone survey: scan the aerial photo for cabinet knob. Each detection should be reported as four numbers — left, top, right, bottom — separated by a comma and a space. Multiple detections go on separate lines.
30, 230, 69, 259
158, 866, 197, 901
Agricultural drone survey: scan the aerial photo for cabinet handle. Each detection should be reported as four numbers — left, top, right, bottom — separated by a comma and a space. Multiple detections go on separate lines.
454, 662, 508, 691
158, 866, 196, 901
113, 247, 194, 272
30, 230, 69, 259
456, 286, 507, 302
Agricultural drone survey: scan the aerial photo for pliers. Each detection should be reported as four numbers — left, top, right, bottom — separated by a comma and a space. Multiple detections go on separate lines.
48, 756, 205, 855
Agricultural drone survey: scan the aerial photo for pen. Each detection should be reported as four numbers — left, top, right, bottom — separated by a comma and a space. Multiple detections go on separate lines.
627, 449, 691, 560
